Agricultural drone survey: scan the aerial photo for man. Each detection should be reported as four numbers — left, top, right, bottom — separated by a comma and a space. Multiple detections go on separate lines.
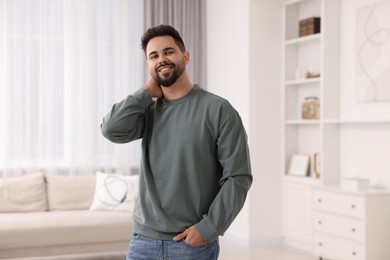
101, 24, 252, 260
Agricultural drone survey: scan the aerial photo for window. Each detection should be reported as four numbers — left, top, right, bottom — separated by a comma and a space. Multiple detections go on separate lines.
0, 0, 144, 176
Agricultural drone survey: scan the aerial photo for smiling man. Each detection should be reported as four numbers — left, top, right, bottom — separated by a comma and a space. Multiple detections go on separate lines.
101, 24, 252, 260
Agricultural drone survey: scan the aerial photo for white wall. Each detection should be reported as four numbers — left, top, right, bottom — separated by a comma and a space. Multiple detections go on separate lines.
339, 0, 390, 188
207, 0, 283, 245
248, 0, 283, 245
207, 0, 251, 243
206, 0, 251, 128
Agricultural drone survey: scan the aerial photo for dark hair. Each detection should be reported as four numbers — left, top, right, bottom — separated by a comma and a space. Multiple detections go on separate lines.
141, 24, 186, 54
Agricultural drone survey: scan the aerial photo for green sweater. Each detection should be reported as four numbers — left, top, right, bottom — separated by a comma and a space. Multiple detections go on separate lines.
101, 85, 252, 243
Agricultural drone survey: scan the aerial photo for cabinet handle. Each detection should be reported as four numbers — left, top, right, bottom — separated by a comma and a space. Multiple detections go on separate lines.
318, 220, 322, 225
318, 242, 322, 247
318, 198, 322, 203
351, 204, 356, 209
352, 251, 356, 256
352, 228, 356, 232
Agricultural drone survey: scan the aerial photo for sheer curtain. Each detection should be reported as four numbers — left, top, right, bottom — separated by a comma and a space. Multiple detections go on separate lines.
0, 0, 144, 177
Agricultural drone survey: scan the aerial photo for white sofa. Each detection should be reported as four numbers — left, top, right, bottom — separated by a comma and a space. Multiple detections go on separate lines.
0, 172, 138, 259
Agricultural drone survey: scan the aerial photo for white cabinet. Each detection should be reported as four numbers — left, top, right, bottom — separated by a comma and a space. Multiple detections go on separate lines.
282, 0, 340, 250
283, 182, 313, 250
312, 186, 390, 260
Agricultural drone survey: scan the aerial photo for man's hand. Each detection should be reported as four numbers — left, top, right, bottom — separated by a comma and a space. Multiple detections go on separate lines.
144, 78, 163, 98
173, 226, 207, 246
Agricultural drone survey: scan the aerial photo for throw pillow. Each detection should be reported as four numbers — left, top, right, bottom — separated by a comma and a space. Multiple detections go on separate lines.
89, 172, 139, 212
46, 174, 96, 210
0, 172, 47, 212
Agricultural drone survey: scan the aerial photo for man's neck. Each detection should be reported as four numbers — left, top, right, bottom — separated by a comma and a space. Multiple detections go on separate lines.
161, 73, 193, 100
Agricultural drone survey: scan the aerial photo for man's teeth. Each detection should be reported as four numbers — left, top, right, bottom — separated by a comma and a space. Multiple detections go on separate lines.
160, 67, 171, 72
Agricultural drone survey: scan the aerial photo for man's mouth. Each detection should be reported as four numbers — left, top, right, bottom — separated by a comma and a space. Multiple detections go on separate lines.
157, 63, 174, 73
159, 66, 172, 72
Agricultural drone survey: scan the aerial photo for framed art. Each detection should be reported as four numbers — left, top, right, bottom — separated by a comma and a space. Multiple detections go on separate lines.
356, 0, 390, 103
313, 152, 321, 179
288, 154, 310, 176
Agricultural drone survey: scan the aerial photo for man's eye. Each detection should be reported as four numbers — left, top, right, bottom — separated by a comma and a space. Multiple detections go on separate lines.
166, 50, 174, 55
150, 55, 158, 59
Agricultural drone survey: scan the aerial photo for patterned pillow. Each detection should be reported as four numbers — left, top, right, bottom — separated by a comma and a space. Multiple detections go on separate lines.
89, 172, 139, 212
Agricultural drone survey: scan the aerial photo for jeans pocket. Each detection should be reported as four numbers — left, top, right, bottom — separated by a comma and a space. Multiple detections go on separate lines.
182, 239, 208, 248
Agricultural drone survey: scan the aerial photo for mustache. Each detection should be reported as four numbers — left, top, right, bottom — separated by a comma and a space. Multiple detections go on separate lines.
157, 62, 175, 70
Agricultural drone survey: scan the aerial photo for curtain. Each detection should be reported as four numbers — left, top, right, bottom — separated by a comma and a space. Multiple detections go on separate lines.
144, 0, 207, 88
0, 0, 144, 177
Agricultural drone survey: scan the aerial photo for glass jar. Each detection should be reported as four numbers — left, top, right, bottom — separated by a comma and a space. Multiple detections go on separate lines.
301, 96, 320, 119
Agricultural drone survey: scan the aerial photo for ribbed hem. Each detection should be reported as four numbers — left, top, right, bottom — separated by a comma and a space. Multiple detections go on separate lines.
133, 220, 178, 241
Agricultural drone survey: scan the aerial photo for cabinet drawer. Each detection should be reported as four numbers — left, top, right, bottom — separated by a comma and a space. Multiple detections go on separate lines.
313, 211, 365, 242
314, 233, 365, 260
313, 190, 365, 219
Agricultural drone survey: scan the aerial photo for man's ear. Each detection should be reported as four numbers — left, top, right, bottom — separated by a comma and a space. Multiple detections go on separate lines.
184, 51, 190, 65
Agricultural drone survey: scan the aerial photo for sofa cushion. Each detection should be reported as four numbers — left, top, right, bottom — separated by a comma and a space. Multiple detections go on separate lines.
46, 174, 96, 210
0, 173, 47, 213
90, 172, 139, 212
0, 210, 131, 250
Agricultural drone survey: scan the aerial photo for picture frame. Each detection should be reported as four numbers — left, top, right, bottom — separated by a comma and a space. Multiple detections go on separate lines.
313, 152, 321, 179
288, 154, 310, 176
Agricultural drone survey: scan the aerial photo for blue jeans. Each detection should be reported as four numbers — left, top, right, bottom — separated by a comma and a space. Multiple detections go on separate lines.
126, 233, 220, 260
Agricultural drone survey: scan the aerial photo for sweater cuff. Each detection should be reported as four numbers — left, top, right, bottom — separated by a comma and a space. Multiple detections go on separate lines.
195, 217, 219, 243
132, 88, 154, 107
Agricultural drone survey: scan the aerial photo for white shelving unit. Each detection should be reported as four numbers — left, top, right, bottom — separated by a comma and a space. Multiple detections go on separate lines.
282, 0, 340, 251
282, 0, 390, 255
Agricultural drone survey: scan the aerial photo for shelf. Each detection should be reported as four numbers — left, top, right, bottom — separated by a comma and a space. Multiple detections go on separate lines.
285, 119, 320, 125
283, 175, 321, 185
285, 119, 390, 125
285, 77, 321, 86
285, 33, 321, 45
323, 119, 390, 124
313, 185, 390, 195
285, 0, 306, 6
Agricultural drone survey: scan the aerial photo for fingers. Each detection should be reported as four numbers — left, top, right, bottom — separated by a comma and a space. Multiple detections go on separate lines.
185, 227, 207, 246
144, 78, 163, 98
173, 229, 188, 241
173, 226, 207, 246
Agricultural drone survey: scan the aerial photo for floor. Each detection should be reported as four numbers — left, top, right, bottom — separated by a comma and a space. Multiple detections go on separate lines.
219, 237, 318, 260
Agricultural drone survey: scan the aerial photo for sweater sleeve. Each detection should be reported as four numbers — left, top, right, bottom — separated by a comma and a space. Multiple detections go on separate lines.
195, 112, 253, 242
101, 88, 154, 143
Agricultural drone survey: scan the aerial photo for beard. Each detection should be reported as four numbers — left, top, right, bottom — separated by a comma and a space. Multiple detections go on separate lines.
153, 60, 185, 87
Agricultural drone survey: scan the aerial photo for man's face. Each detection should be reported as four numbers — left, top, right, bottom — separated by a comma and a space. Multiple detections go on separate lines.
146, 36, 188, 87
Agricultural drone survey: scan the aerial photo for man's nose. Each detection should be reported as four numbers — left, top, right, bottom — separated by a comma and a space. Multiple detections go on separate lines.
158, 55, 167, 64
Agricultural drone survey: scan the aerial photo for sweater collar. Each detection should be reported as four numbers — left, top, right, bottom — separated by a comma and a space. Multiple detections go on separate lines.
160, 84, 200, 106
